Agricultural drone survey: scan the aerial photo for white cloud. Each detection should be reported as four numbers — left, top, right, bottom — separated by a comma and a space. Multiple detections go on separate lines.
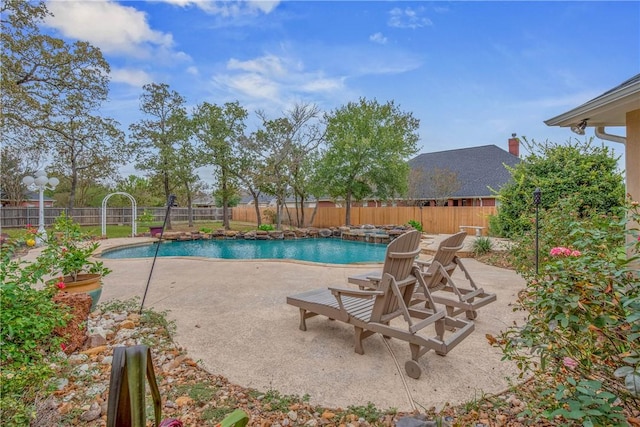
44, 0, 176, 58
227, 55, 287, 76
369, 32, 388, 44
109, 68, 153, 87
388, 7, 433, 29
186, 66, 200, 76
211, 52, 347, 108
214, 72, 280, 99
158, 0, 280, 17
300, 77, 345, 93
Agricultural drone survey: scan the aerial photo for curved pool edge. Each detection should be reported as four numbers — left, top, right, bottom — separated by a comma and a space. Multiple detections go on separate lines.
94, 237, 385, 267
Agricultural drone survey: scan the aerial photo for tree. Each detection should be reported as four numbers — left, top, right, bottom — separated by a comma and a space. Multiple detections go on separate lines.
41, 96, 127, 210
426, 167, 461, 206
1, 1, 111, 150
232, 135, 269, 227
0, 145, 42, 206
254, 103, 324, 228
192, 101, 247, 230
489, 138, 625, 238
114, 176, 165, 207
2, 0, 125, 211
317, 98, 419, 225
130, 83, 189, 230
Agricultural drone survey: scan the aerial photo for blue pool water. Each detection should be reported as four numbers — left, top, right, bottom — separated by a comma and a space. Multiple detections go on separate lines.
101, 238, 387, 264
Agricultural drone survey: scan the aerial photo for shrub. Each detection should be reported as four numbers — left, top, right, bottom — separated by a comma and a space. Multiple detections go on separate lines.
489, 138, 625, 238
472, 236, 492, 256
258, 224, 274, 231
490, 199, 640, 424
407, 219, 423, 232
0, 230, 71, 423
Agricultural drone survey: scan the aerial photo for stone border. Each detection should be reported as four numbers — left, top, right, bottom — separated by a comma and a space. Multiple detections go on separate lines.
146, 225, 415, 245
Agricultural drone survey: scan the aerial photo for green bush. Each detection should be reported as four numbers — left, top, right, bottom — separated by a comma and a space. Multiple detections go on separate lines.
491, 199, 640, 424
472, 236, 492, 256
0, 232, 71, 423
258, 224, 274, 231
489, 138, 625, 238
407, 219, 423, 232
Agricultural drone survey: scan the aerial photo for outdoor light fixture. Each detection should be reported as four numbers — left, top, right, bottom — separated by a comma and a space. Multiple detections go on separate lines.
533, 187, 541, 275
570, 119, 588, 135
22, 171, 59, 245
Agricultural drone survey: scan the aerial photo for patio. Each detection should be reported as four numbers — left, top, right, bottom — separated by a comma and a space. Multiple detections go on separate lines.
93, 236, 525, 411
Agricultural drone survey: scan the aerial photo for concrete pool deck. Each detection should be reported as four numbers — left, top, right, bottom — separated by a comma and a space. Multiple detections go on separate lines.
27, 235, 526, 412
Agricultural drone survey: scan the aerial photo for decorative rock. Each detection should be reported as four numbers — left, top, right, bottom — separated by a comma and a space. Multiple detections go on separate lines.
81, 345, 107, 356
304, 419, 318, 427
287, 410, 298, 421
69, 353, 90, 363
56, 377, 69, 391
319, 229, 332, 237
86, 333, 108, 348
321, 411, 335, 419
119, 319, 136, 329
79, 402, 101, 422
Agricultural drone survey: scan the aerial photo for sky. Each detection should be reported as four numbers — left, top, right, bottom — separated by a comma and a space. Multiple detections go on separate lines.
40, 0, 639, 177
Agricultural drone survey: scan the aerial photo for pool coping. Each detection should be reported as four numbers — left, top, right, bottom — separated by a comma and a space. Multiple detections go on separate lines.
95, 237, 388, 267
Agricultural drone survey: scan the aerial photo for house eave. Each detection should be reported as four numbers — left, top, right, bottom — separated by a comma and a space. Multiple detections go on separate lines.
544, 78, 640, 128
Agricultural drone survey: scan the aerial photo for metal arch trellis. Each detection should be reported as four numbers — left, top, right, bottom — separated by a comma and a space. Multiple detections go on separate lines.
101, 192, 137, 237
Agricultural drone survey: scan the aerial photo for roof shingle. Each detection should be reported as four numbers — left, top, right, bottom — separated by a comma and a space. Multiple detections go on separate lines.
408, 144, 520, 198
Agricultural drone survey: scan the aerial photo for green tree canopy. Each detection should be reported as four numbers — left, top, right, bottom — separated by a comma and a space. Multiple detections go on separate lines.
316, 98, 419, 225
130, 83, 190, 229
490, 138, 625, 238
192, 101, 247, 229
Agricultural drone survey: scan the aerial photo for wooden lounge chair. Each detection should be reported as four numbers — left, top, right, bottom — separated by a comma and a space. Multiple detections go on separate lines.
413, 232, 497, 320
286, 230, 474, 379
348, 232, 497, 320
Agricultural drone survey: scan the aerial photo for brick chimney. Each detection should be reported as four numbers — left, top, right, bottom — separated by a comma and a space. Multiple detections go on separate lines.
508, 133, 519, 157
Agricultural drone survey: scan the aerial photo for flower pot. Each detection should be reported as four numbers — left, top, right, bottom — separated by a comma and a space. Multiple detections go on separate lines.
60, 273, 103, 311
149, 226, 164, 237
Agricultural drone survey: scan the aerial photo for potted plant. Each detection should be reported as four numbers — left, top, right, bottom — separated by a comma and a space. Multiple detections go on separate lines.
138, 209, 164, 237
38, 213, 111, 310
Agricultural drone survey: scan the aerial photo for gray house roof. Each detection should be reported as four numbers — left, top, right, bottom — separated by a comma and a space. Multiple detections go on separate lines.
408, 144, 520, 199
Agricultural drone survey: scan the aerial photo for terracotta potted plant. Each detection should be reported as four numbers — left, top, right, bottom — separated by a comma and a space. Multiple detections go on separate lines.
39, 214, 111, 310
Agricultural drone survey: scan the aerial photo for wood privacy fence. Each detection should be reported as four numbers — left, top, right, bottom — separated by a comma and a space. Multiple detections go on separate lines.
2, 205, 496, 235
232, 206, 497, 234
0, 207, 228, 229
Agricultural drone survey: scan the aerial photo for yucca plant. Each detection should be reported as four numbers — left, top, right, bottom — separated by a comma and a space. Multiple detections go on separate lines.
107, 345, 162, 427
106, 345, 249, 427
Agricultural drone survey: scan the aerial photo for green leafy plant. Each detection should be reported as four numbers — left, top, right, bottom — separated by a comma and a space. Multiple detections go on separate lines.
406, 219, 423, 232
0, 229, 71, 423
258, 223, 274, 231
472, 236, 492, 256
38, 213, 111, 282
137, 209, 162, 228
490, 199, 640, 423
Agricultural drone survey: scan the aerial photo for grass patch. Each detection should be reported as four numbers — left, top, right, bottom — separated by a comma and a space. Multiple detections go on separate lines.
2, 221, 262, 239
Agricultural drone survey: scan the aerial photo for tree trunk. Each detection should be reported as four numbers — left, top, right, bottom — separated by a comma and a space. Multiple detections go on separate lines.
251, 192, 262, 227
221, 168, 230, 230
187, 193, 193, 228
345, 192, 352, 226
308, 204, 318, 228
163, 172, 172, 230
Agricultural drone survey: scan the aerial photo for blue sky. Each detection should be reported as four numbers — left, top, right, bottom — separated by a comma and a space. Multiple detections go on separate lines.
42, 0, 638, 169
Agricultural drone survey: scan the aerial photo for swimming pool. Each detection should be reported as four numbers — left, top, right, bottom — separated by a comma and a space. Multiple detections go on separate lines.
101, 238, 387, 264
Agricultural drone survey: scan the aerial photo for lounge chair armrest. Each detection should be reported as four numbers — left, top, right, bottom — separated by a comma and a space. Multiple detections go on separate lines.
415, 259, 433, 269
329, 287, 384, 299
